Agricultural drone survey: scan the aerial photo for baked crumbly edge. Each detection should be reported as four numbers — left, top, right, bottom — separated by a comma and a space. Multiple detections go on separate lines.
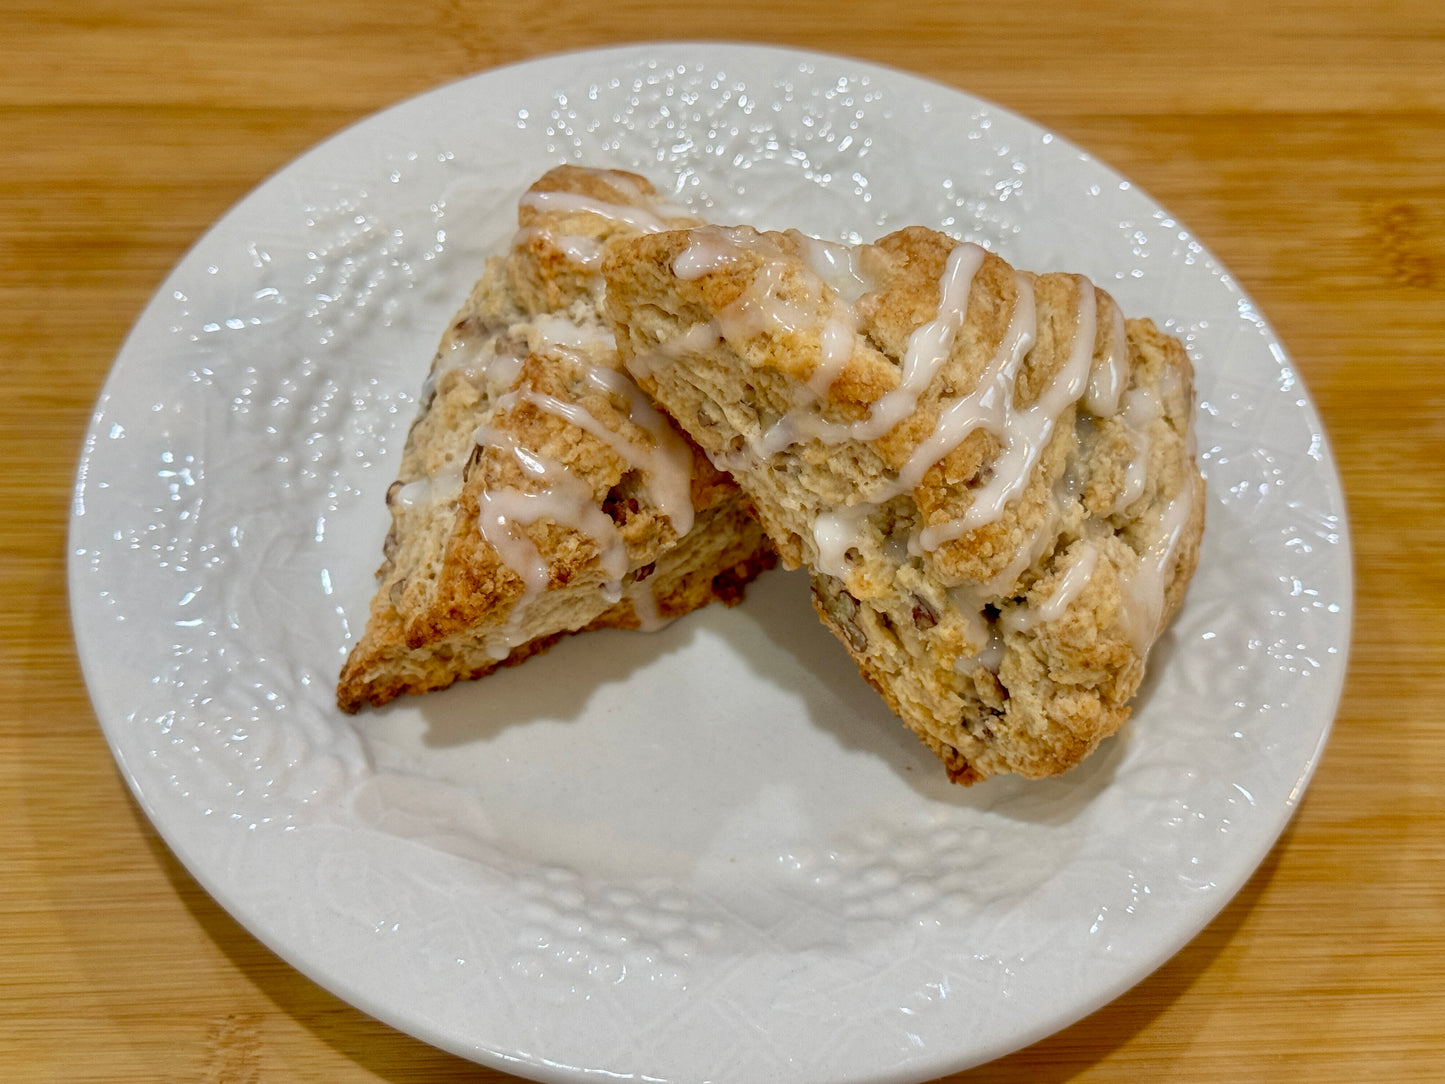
337, 169, 776, 713
603, 223, 1205, 781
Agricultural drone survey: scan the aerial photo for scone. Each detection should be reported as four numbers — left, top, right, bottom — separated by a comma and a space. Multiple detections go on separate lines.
603, 224, 1204, 782
337, 169, 775, 712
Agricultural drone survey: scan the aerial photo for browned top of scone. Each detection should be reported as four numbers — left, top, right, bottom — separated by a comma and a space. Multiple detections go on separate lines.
337, 168, 765, 712
602, 221, 1205, 782
380, 170, 722, 646
507, 165, 701, 313
402, 349, 729, 646
604, 224, 1156, 589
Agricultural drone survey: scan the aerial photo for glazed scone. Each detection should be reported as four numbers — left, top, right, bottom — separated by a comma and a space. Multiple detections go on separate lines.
603, 224, 1204, 782
337, 169, 775, 712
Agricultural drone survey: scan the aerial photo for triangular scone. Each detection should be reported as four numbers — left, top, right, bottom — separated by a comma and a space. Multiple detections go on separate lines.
603, 224, 1205, 782
337, 169, 775, 712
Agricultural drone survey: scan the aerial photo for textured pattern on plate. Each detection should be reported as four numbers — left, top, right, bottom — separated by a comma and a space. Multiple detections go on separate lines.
70, 44, 1350, 1084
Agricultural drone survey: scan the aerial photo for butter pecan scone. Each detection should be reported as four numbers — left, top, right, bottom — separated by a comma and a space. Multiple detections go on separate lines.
337, 170, 775, 712
603, 224, 1204, 782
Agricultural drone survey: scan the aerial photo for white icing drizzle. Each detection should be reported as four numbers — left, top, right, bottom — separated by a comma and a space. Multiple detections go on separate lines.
672, 232, 1113, 560
718, 258, 814, 345
949, 591, 1004, 673
802, 269, 1101, 567
746, 241, 987, 458
421, 328, 527, 405
431, 328, 488, 376
672, 226, 894, 407
673, 226, 754, 279
625, 576, 674, 632
1114, 436, 1149, 514
511, 366, 696, 538
1107, 384, 1164, 515
527, 311, 617, 354
392, 478, 430, 510
400, 451, 467, 514
799, 233, 879, 398
460, 337, 698, 656
625, 320, 722, 384
473, 426, 631, 658
584, 366, 697, 537
486, 349, 527, 395
795, 233, 877, 301
806, 267, 1037, 575
653, 228, 1198, 672
513, 178, 695, 271
474, 428, 630, 582
1121, 471, 1198, 653
811, 304, 861, 396
958, 493, 1063, 616
834, 242, 987, 443
1057, 425, 1091, 502
1085, 298, 1129, 418
813, 503, 874, 581
1004, 543, 1100, 632
590, 171, 693, 218
662, 233, 1113, 563
976, 624, 1006, 673
408, 171, 715, 662
518, 189, 678, 234
511, 224, 605, 268
948, 586, 992, 648
897, 271, 1038, 493
919, 276, 1097, 550
675, 227, 878, 300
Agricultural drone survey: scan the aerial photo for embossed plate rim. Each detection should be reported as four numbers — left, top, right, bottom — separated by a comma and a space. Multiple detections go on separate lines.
69, 41, 1352, 1083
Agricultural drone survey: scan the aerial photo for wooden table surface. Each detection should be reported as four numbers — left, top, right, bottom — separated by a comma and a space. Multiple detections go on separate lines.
4, 1, 1442, 1080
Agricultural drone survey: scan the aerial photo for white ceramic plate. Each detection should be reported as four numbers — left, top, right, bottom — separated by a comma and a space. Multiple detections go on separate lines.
69, 42, 1352, 1083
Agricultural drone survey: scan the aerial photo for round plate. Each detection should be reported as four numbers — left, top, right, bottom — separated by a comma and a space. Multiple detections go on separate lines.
69, 42, 1352, 1083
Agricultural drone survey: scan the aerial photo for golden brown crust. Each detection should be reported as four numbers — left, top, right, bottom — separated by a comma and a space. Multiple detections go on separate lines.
604, 223, 1205, 782
337, 170, 775, 712
337, 498, 774, 713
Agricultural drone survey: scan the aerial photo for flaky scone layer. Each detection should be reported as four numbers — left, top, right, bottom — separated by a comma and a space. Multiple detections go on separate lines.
604, 224, 1204, 782
337, 170, 775, 712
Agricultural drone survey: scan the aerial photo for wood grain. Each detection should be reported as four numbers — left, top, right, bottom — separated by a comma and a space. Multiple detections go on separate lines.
3, 1, 1442, 1080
